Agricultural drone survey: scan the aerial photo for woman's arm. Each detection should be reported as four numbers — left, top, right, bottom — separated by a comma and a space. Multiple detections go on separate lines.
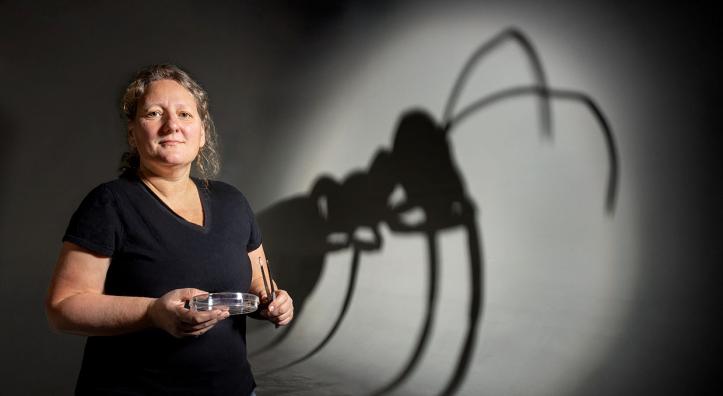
247, 244, 294, 326
46, 242, 228, 337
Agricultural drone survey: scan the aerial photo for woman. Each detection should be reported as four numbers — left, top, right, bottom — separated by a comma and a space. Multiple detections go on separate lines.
46, 64, 293, 395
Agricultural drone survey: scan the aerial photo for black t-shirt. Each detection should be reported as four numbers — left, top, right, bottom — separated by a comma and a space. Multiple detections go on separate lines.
63, 171, 262, 395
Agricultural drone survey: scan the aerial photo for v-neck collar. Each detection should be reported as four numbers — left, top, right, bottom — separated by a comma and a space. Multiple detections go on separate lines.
133, 171, 211, 233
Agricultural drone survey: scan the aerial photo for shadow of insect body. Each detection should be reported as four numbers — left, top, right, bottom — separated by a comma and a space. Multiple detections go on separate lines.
253, 27, 618, 396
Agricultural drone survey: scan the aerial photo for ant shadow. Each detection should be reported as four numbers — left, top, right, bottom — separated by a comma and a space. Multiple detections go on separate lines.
250, 27, 618, 396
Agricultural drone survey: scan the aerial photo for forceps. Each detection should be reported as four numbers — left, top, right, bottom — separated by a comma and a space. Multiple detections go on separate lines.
258, 257, 276, 306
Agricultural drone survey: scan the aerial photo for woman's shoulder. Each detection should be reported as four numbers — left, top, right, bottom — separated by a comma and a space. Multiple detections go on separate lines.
80, 179, 121, 203
77, 171, 139, 203
200, 179, 252, 204
203, 178, 239, 193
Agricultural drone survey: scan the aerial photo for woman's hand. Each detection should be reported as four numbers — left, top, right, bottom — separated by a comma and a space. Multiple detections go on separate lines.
247, 245, 293, 326
148, 288, 229, 338
260, 289, 294, 326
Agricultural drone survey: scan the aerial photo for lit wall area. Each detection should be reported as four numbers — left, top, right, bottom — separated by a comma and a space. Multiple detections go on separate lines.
0, 1, 719, 395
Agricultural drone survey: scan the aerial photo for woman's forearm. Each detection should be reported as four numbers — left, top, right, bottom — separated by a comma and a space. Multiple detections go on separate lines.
47, 293, 155, 336
248, 275, 276, 299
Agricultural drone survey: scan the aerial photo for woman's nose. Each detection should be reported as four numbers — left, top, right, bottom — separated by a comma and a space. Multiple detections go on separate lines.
161, 114, 180, 134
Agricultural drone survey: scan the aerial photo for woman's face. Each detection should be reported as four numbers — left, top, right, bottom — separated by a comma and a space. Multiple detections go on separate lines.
129, 79, 205, 173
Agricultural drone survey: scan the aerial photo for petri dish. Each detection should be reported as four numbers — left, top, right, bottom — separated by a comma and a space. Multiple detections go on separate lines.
190, 292, 259, 315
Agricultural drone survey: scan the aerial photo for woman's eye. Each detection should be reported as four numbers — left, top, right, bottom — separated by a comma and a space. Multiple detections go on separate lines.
179, 112, 192, 119
145, 111, 161, 118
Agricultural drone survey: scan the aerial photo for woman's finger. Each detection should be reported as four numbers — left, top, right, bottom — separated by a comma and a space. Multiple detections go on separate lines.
265, 301, 293, 324
268, 290, 292, 313
181, 318, 218, 332
182, 326, 212, 337
178, 307, 226, 325
179, 313, 228, 335
275, 309, 294, 326
273, 298, 293, 316
275, 306, 294, 321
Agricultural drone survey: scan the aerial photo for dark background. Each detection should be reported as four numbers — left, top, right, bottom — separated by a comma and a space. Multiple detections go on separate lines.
0, 1, 720, 395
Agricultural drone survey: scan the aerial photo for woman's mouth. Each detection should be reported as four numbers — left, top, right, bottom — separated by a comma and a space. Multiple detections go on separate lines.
159, 140, 184, 146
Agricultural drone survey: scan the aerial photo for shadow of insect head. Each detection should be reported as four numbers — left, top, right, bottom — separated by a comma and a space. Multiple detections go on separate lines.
253, 27, 619, 396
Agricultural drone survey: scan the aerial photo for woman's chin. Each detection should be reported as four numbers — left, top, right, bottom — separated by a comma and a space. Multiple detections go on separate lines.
144, 156, 196, 171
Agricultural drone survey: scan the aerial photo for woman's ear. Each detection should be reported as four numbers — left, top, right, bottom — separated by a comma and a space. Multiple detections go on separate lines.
127, 125, 136, 148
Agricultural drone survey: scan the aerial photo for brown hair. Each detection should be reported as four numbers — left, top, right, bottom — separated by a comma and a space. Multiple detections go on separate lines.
119, 64, 220, 179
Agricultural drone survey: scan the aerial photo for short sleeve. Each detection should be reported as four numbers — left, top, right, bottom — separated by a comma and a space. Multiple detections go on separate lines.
244, 196, 262, 252
63, 184, 123, 257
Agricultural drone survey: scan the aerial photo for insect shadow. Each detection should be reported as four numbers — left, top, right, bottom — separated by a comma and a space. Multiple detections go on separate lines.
251, 27, 619, 396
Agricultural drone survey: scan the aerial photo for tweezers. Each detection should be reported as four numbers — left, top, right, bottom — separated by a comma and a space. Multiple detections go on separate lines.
259, 257, 276, 303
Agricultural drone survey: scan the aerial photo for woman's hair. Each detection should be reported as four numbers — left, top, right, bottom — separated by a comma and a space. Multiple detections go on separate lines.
119, 64, 220, 179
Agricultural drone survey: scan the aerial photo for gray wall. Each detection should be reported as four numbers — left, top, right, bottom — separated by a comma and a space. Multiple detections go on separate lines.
1, 1, 720, 395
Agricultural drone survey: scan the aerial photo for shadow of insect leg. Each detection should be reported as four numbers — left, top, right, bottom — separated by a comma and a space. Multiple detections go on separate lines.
372, 231, 439, 395
439, 209, 484, 396
258, 247, 363, 377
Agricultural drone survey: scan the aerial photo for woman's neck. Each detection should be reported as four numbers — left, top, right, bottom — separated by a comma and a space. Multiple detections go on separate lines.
137, 164, 194, 199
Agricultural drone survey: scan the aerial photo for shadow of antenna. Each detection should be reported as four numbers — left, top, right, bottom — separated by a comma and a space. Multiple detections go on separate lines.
450, 85, 619, 213
442, 27, 553, 137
